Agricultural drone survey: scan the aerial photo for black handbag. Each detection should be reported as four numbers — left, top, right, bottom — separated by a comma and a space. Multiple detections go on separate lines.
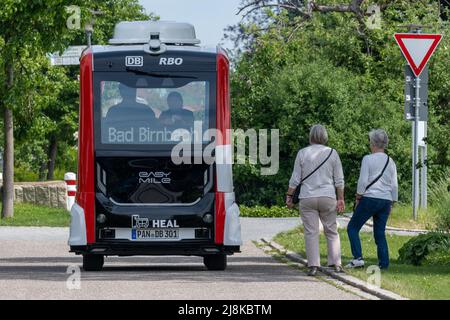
292, 149, 334, 204
352, 154, 390, 212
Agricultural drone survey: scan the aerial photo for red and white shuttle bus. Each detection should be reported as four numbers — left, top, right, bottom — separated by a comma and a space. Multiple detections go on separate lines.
69, 21, 242, 271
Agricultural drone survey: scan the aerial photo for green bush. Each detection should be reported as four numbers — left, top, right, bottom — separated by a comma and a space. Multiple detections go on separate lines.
429, 171, 450, 206
429, 173, 450, 232
435, 193, 450, 232
398, 232, 450, 266
54, 145, 78, 179
423, 248, 450, 267
234, 164, 290, 206
230, 1, 450, 207
14, 166, 39, 182
240, 205, 298, 218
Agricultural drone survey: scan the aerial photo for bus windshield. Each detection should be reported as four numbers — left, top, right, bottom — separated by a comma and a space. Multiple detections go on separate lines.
94, 72, 215, 146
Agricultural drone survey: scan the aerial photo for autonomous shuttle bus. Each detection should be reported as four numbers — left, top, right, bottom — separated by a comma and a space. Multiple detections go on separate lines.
69, 21, 242, 271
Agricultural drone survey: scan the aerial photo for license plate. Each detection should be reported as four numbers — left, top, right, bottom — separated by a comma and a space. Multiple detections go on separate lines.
131, 228, 179, 240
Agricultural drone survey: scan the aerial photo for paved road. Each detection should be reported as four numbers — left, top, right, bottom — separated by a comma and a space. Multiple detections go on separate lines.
0, 218, 361, 300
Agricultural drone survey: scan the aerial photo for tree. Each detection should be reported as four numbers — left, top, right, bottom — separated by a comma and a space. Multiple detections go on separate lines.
229, 0, 449, 206
227, 0, 398, 58
0, 0, 90, 218
12, 55, 78, 182
7, 0, 157, 188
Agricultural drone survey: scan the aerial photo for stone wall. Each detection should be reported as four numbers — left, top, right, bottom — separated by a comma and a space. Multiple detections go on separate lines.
1, 181, 67, 209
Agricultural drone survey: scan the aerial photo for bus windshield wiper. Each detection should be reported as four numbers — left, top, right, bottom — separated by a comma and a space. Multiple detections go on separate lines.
125, 67, 196, 79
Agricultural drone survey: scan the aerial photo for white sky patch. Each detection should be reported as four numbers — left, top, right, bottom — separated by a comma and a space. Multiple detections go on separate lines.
139, 0, 243, 50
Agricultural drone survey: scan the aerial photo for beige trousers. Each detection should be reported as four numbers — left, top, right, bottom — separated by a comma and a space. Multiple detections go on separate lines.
299, 197, 341, 267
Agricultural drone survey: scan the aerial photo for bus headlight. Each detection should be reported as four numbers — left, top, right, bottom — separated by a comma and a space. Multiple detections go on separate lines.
97, 214, 107, 224
203, 214, 213, 224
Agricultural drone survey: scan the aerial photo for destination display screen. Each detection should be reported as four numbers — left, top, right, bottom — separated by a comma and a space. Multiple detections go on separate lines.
93, 72, 216, 147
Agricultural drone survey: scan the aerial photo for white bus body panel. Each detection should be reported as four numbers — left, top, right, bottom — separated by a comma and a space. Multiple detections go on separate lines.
68, 203, 87, 246
223, 192, 242, 246
215, 144, 233, 193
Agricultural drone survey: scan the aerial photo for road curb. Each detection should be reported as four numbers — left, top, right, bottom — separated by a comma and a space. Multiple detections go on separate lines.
261, 238, 408, 301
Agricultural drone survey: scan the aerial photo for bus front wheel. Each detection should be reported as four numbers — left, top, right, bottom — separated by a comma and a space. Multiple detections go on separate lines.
203, 254, 227, 271
82, 254, 104, 271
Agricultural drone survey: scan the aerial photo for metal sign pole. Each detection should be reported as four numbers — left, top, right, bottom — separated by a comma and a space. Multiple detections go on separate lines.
395, 29, 442, 220
413, 75, 420, 220
420, 122, 428, 209
411, 119, 415, 208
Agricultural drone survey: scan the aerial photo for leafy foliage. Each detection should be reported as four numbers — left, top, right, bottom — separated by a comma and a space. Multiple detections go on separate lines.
0, 0, 156, 181
240, 205, 298, 217
429, 170, 450, 231
435, 193, 450, 231
398, 232, 450, 266
230, 0, 450, 206
423, 246, 450, 267
0, 0, 92, 216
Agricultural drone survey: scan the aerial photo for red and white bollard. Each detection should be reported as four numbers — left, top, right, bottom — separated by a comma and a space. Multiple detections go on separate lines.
64, 172, 77, 211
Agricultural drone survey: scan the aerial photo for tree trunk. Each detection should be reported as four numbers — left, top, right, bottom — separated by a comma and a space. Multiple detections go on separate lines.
38, 162, 47, 181
2, 109, 14, 218
1, 63, 14, 219
46, 135, 58, 181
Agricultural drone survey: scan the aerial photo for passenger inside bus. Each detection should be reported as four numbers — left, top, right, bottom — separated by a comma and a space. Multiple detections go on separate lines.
105, 83, 156, 127
159, 92, 194, 130
102, 83, 158, 144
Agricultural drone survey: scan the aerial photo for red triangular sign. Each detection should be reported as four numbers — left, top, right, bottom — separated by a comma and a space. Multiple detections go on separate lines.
394, 33, 442, 77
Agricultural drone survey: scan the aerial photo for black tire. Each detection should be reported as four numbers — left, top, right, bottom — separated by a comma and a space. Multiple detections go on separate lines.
82, 254, 104, 271
204, 254, 227, 271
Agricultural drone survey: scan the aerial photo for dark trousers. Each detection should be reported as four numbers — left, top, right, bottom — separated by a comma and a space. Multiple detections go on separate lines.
347, 196, 392, 269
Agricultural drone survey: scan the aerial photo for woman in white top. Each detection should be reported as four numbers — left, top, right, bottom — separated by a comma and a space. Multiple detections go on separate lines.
346, 129, 398, 270
286, 125, 345, 276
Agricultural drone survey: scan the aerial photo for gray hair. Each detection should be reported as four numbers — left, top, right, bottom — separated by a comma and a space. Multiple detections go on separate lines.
309, 124, 328, 145
369, 129, 389, 149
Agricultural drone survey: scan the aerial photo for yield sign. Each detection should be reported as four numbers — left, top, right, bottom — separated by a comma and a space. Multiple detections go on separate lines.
394, 33, 442, 77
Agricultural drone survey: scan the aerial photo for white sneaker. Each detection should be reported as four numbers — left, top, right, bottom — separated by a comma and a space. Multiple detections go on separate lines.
345, 258, 365, 268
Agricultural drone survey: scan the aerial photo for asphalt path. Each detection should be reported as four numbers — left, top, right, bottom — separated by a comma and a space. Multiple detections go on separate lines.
0, 218, 361, 300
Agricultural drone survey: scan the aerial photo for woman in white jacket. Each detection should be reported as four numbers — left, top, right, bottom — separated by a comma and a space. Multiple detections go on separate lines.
286, 125, 345, 276
346, 129, 398, 270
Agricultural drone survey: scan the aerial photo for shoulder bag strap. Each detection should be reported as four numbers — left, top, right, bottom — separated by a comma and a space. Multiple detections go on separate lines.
300, 148, 334, 184
364, 154, 390, 192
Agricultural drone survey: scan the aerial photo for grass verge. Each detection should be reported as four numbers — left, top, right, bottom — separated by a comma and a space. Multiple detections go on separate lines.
241, 204, 437, 230
0, 202, 437, 230
274, 227, 450, 300
0, 203, 70, 227
387, 204, 437, 230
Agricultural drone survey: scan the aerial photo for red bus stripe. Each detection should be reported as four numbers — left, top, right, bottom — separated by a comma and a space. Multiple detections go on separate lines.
215, 192, 226, 244
214, 49, 231, 245
77, 50, 96, 244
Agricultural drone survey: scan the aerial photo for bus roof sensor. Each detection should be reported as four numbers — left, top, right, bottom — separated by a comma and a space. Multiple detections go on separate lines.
109, 21, 201, 46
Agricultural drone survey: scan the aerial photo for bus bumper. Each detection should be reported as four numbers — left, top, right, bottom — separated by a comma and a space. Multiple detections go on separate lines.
70, 243, 240, 256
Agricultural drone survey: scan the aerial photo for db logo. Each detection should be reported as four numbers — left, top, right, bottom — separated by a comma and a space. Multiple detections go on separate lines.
125, 56, 143, 67
159, 57, 183, 66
